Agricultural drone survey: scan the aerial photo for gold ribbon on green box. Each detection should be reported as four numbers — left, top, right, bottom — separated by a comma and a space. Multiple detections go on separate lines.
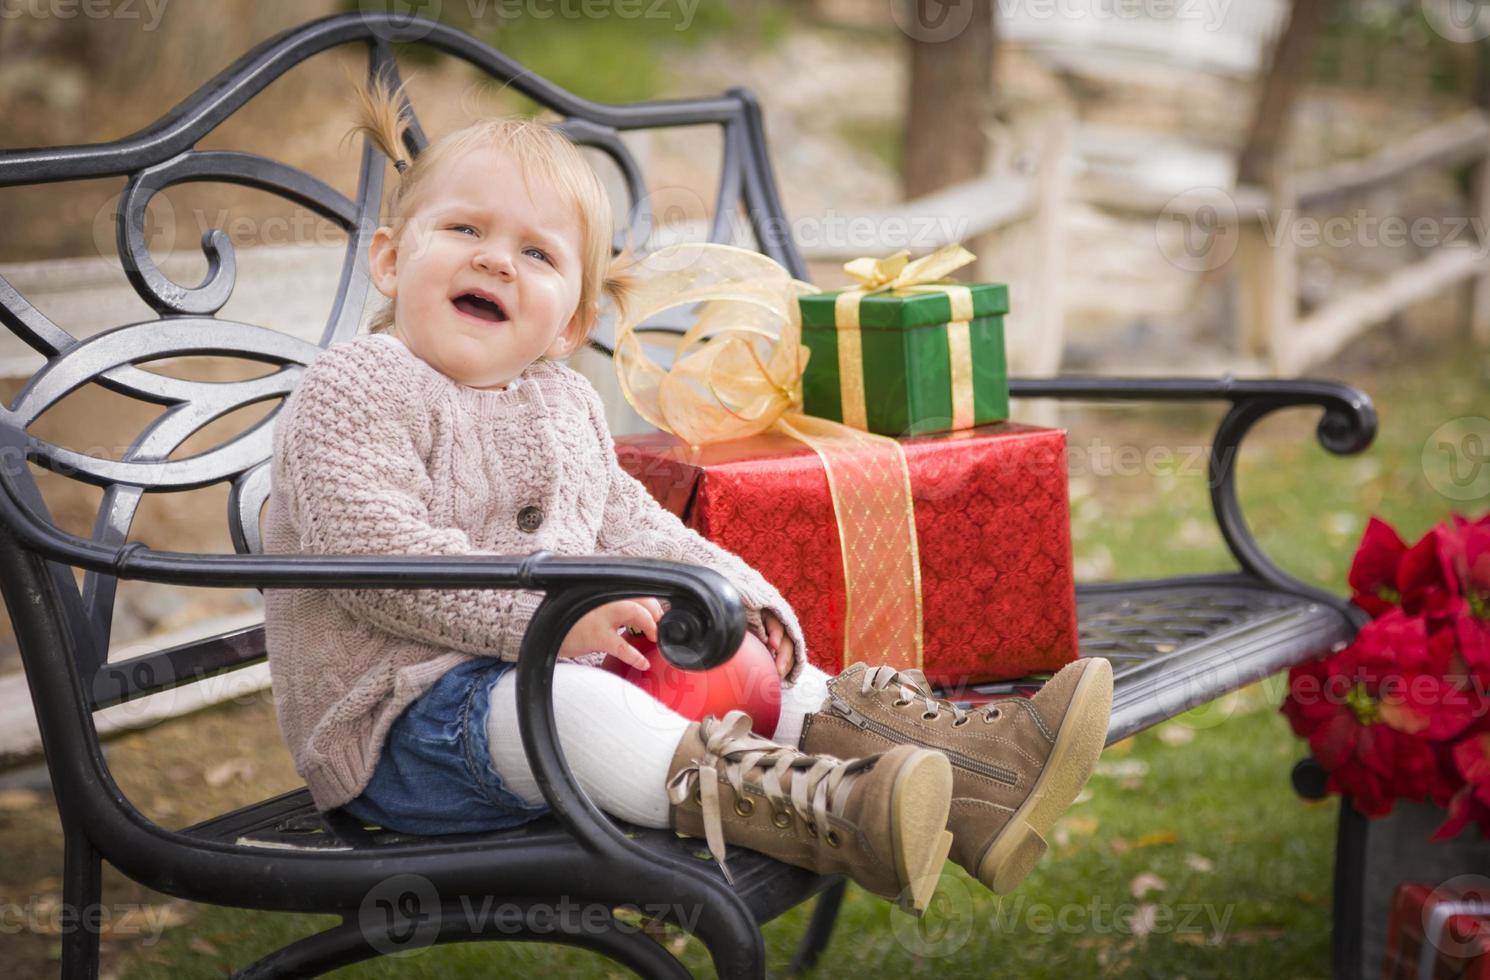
612, 243, 924, 671
832, 243, 979, 432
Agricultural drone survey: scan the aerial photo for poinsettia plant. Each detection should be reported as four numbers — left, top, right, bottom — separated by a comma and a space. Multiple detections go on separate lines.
1281, 510, 1490, 839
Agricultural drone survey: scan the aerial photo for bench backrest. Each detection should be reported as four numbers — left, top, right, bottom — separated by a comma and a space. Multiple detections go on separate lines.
0, 13, 802, 722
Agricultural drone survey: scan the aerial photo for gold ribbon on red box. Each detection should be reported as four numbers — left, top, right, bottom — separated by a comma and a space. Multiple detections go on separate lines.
611, 243, 925, 669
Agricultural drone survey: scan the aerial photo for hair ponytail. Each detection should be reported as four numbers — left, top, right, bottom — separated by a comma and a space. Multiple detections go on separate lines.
601, 251, 640, 323
345, 72, 413, 177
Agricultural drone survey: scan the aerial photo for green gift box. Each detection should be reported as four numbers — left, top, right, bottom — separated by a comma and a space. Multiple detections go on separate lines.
799, 282, 1010, 436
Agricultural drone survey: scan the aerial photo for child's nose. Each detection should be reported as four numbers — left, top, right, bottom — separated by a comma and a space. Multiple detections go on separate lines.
473, 247, 515, 279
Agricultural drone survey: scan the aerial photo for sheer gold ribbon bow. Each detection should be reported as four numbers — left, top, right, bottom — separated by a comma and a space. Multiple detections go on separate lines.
613, 243, 924, 670
834, 243, 980, 431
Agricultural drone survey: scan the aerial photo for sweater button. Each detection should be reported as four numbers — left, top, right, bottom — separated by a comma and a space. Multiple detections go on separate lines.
517, 506, 544, 533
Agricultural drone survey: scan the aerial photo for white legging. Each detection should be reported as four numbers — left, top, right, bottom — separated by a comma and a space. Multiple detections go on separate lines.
486, 661, 832, 828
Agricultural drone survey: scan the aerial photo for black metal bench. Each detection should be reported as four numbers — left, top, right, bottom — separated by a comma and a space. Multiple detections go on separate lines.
0, 13, 1376, 979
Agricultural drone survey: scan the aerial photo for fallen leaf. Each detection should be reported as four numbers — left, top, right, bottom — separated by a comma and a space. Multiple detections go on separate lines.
103, 903, 191, 939
1129, 872, 1168, 899
1063, 815, 1101, 836
1094, 759, 1149, 780
204, 759, 254, 788
1184, 853, 1215, 873
1158, 725, 1195, 746
187, 937, 220, 957
1129, 903, 1159, 938
1133, 830, 1179, 849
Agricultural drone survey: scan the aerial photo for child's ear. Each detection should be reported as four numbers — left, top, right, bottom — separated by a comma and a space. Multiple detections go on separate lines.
368, 226, 399, 299
550, 301, 597, 358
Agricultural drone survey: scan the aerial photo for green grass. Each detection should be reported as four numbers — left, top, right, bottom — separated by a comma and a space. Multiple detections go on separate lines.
117, 338, 1488, 978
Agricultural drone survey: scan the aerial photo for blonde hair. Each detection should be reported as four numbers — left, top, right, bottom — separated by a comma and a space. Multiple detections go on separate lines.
348, 75, 635, 347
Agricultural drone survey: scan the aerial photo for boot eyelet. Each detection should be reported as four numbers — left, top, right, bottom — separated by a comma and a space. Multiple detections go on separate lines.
953, 716, 970, 727
734, 798, 755, 817
983, 707, 1001, 723
825, 829, 842, 848
892, 698, 911, 708
771, 809, 792, 829
805, 822, 819, 838
922, 711, 939, 721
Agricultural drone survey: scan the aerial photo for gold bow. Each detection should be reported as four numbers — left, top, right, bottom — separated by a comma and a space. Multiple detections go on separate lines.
613, 243, 923, 671
834, 244, 980, 432
843, 243, 976, 293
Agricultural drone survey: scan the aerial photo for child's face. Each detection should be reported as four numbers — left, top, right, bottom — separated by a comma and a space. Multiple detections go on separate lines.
368, 145, 589, 390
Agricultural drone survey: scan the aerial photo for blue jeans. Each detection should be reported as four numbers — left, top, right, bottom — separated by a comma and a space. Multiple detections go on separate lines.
341, 658, 552, 835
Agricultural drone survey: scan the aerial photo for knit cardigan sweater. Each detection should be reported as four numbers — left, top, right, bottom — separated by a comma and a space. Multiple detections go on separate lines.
263, 334, 806, 811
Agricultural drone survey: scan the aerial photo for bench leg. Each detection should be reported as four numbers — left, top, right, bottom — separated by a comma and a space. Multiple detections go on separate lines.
786, 879, 846, 976
1332, 795, 1368, 980
61, 823, 102, 980
231, 904, 694, 980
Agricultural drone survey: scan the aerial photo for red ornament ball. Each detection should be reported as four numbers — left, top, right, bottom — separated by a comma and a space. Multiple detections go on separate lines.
602, 631, 782, 737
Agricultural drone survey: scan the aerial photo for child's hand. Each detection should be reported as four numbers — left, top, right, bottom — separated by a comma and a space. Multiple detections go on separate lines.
560, 598, 665, 672
761, 610, 795, 679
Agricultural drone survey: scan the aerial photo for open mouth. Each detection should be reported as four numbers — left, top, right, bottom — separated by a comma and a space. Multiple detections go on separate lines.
451, 292, 508, 323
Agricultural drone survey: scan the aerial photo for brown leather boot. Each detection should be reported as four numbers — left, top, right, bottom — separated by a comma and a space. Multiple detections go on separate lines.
667, 710, 955, 915
799, 658, 1113, 894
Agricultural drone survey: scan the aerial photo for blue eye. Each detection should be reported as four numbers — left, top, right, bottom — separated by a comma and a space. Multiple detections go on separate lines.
523, 246, 551, 264
450, 224, 478, 236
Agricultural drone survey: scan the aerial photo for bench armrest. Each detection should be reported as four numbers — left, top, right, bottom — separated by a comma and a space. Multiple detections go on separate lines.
1010, 374, 1375, 626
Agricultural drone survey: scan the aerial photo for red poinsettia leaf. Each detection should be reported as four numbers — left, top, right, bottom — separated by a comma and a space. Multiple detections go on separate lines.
1350, 517, 1408, 614
1353, 609, 1431, 676
1432, 785, 1479, 841
1458, 616, 1490, 673
1401, 526, 1461, 617
1433, 744, 1466, 807
1333, 765, 1394, 817
1464, 527, 1490, 601
1310, 712, 1361, 771
1453, 732, 1490, 786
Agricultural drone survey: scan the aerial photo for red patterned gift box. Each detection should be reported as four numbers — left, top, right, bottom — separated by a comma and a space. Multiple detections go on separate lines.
1383, 882, 1490, 980
614, 422, 1079, 687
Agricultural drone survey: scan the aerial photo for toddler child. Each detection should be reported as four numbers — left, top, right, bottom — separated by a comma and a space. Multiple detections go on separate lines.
262, 79, 1113, 915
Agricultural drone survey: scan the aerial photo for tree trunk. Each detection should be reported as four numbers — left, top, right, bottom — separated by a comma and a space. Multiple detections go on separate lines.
901, 0, 995, 201
1235, 0, 1332, 188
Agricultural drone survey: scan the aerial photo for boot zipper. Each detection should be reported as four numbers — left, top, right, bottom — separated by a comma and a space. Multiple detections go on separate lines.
826, 696, 1019, 786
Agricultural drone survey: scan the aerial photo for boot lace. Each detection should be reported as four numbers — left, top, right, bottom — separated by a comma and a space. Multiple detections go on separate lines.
860, 665, 1011, 725
666, 710, 877, 883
